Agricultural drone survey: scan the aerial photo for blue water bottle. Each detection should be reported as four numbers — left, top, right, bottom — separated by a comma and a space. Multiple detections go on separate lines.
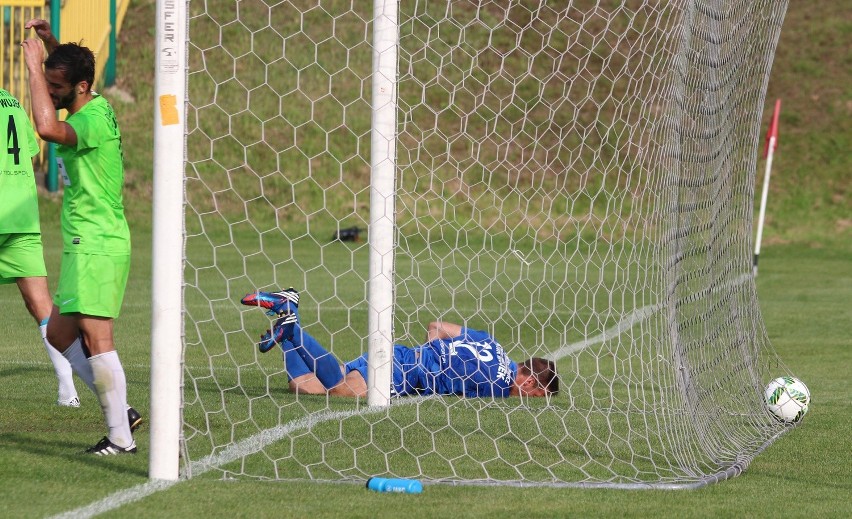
366, 477, 423, 494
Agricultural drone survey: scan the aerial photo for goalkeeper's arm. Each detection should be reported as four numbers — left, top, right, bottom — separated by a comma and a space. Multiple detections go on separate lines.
426, 322, 463, 342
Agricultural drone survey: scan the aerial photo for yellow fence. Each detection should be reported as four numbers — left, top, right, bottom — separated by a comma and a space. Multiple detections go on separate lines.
59, 0, 131, 88
1, 0, 130, 91
1, 0, 45, 112
1, 0, 129, 181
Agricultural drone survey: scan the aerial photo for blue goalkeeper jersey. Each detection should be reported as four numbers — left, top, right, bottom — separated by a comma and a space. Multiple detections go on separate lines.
415, 327, 517, 398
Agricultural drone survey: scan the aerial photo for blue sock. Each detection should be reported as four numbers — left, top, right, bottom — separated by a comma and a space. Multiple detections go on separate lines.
290, 323, 343, 388
280, 340, 312, 381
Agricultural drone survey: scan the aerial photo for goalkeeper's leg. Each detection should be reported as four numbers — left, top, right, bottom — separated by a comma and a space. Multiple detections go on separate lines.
257, 313, 345, 391
244, 288, 344, 390
285, 323, 344, 389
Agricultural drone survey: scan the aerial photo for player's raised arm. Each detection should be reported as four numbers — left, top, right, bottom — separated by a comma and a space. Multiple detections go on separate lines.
21, 39, 77, 145
24, 19, 59, 54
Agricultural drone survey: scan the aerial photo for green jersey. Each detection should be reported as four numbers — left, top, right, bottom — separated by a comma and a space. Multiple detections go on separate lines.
0, 89, 41, 234
56, 94, 130, 254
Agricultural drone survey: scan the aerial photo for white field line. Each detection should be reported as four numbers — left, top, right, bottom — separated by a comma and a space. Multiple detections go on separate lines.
547, 304, 661, 360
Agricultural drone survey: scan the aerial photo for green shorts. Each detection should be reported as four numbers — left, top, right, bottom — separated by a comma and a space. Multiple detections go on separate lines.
54, 252, 130, 318
0, 233, 47, 285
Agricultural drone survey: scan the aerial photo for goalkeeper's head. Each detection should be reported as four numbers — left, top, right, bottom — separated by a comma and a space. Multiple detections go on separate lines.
513, 358, 559, 397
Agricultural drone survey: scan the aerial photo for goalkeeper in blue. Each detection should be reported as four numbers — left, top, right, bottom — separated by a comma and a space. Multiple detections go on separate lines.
241, 289, 559, 398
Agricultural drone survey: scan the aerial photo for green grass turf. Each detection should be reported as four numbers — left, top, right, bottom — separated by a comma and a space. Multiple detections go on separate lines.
1, 0, 849, 516
1, 228, 849, 518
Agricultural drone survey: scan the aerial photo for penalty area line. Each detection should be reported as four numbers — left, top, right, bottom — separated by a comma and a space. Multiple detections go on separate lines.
547, 303, 661, 361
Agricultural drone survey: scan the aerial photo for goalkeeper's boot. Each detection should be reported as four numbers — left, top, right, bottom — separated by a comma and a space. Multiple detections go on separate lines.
86, 436, 137, 455
257, 312, 299, 353
241, 288, 300, 317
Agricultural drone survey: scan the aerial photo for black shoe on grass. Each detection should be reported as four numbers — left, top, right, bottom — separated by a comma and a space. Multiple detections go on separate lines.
86, 436, 137, 455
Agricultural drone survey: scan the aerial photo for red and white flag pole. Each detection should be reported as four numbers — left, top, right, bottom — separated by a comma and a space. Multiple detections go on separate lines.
753, 99, 781, 277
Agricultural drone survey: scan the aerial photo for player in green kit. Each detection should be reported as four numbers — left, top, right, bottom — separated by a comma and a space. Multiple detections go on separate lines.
23, 19, 141, 455
0, 87, 83, 407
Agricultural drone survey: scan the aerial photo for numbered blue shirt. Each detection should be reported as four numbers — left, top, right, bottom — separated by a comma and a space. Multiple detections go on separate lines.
343, 328, 518, 398
415, 328, 517, 397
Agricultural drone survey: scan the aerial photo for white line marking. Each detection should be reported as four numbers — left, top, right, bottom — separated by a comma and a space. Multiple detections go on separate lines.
547, 304, 661, 360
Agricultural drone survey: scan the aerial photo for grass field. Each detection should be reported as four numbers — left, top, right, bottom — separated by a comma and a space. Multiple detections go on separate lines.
2, 0, 851, 517
2, 234, 849, 518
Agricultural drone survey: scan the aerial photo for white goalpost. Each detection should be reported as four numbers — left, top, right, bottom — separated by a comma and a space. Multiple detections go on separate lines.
151, 0, 798, 488
365, 0, 399, 407
150, 0, 187, 480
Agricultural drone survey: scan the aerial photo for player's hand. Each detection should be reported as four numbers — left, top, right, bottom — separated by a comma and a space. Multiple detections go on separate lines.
24, 19, 53, 41
21, 39, 44, 68
258, 329, 280, 353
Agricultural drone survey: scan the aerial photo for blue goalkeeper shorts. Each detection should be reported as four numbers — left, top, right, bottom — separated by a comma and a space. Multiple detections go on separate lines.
344, 344, 426, 397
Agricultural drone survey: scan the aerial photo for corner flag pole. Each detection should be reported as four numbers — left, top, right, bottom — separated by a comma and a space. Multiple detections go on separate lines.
754, 99, 781, 277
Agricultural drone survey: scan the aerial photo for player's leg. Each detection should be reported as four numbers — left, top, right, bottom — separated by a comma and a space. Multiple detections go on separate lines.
254, 314, 343, 393
64, 253, 135, 452
14, 276, 52, 321
244, 288, 347, 392
46, 306, 82, 351
287, 369, 363, 396
0, 233, 79, 406
284, 350, 365, 396
78, 314, 134, 450
328, 371, 368, 397
274, 336, 327, 393
47, 254, 98, 395
287, 323, 345, 389
260, 309, 345, 389
46, 305, 96, 390
48, 306, 142, 432
338, 345, 414, 398
287, 372, 336, 394
17, 276, 80, 406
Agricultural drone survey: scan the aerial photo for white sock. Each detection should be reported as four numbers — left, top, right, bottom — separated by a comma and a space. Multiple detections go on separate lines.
89, 351, 132, 448
61, 338, 97, 395
40, 322, 78, 403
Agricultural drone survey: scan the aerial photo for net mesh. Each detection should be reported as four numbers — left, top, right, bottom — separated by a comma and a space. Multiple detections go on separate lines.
181, 0, 793, 488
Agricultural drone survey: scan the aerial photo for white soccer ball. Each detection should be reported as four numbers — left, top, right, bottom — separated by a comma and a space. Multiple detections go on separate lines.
764, 376, 810, 423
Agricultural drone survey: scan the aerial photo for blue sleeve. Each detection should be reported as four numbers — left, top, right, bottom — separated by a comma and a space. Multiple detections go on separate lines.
458, 328, 492, 342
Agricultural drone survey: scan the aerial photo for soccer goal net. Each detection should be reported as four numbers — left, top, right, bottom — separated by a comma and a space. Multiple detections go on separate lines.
152, 0, 796, 488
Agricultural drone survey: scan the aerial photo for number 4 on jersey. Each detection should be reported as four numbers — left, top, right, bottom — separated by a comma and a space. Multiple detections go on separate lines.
6, 115, 21, 166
